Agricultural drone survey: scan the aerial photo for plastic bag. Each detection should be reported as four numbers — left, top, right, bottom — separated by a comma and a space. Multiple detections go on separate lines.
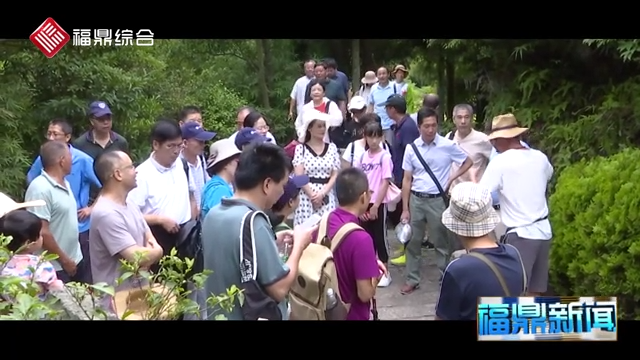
395, 223, 412, 245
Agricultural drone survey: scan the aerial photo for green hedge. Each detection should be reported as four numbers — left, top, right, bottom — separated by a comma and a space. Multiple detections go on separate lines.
549, 148, 640, 319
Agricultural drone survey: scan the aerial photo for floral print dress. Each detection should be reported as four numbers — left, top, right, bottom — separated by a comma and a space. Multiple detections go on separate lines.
292, 142, 340, 226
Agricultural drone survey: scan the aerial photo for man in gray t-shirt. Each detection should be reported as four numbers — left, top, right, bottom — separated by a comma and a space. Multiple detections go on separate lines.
89, 151, 163, 309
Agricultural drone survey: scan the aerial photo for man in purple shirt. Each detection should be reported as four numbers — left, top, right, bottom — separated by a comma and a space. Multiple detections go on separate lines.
313, 168, 386, 320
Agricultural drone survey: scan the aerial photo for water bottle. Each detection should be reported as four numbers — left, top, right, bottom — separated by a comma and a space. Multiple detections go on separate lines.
326, 288, 338, 310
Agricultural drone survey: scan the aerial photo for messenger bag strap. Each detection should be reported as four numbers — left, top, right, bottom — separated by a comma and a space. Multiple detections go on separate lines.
505, 244, 528, 295
238, 210, 268, 282
409, 143, 449, 205
467, 252, 511, 297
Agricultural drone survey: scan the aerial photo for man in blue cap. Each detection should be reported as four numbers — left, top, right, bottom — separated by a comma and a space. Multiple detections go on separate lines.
234, 127, 270, 150
180, 122, 216, 214
73, 100, 129, 207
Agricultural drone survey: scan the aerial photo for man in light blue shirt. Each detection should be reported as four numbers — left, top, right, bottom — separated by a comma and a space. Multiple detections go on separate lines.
398, 109, 473, 294
27, 119, 102, 282
368, 67, 401, 145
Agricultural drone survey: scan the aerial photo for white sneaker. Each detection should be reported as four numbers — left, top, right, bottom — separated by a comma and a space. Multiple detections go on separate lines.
377, 273, 392, 287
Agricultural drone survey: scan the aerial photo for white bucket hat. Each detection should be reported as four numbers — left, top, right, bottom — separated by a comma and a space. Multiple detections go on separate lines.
361, 71, 378, 85
206, 138, 242, 169
0, 192, 46, 218
348, 96, 367, 111
297, 110, 331, 143
441, 182, 500, 237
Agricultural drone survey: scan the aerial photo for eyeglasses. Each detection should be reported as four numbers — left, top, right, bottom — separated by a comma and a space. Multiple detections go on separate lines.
45, 132, 66, 139
255, 125, 269, 131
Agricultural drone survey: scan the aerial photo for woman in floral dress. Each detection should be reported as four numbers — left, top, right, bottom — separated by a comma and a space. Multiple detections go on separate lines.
292, 110, 341, 226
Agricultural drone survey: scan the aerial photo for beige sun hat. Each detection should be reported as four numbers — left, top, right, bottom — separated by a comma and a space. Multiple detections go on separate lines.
206, 138, 242, 169
392, 64, 409, 76
441, 182, 500, 238
297, 110, 331, 143
488, 113, 529, 140
361, 71, 378, 85
113, 284, 177, 320
0, 192, 46, 218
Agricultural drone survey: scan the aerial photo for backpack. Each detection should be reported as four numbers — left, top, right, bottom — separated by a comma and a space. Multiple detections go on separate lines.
177, 158, 204, 276
289, 213, 363, 320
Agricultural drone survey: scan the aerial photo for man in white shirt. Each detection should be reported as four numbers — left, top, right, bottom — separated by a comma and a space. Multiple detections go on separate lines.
289, 60, 315, 120
127, 119, 197, 267
480, 113, 553, 296
446, 104, 493, 188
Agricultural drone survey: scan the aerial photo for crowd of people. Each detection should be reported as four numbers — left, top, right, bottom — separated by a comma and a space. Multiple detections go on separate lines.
0, 57, 553, 321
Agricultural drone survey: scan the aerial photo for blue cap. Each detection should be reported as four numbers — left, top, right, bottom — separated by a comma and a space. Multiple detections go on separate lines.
235, 128, 269, 149
181, 122, 216, 141
274, 175, 309, 208
88, 101, 112, 118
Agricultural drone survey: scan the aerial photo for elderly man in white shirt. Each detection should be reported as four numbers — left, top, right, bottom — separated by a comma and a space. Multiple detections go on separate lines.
289, 60, 316, 120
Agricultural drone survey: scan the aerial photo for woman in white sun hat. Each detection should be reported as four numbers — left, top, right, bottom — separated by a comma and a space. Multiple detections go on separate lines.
294, 79, 343, 142
292, 110, 340, 226
201, 138, 242, 219
437, 182, 526, 320
356, 70, 378, 101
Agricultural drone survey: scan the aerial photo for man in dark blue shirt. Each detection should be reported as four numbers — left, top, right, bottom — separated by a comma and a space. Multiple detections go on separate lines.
380, 95, 419, 230
437, 182, 525, 320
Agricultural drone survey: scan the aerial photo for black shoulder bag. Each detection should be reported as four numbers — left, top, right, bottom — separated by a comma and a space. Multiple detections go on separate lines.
409, 143, 450, 207
176, 158, 204, 276
238, 210, 283, 321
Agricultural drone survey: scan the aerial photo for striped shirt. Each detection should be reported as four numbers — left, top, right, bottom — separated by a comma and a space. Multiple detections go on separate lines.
181, 153, 209, 208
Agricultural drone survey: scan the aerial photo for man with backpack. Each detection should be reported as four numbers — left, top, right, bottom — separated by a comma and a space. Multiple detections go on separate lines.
290, 168, 387, 321
202, 142, 315, 320
436, 182, 526, 320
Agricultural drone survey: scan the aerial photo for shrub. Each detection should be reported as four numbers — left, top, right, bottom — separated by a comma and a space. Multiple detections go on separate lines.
549, 148, 640, 319
0, 234, 241, 320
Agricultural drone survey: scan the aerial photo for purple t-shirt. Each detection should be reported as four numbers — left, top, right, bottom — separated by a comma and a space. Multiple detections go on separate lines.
313, 208, 380, 320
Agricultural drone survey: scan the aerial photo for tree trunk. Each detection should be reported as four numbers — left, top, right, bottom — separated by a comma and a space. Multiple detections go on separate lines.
255, 39, 270, 108
445, 56, 456, 119
351, 39, 361, 98
263, 39, 273, 89
436, 51, 446, 122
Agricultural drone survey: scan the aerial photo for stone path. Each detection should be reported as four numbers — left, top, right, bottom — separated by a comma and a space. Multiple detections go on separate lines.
375, 232, 440, 320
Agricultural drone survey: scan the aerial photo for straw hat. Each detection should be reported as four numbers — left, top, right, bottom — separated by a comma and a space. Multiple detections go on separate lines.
206, 138, 242, 169
488, 113, 528, 140
361, 71, 378, 85
0, 192, 45, 217
441, 182, 500, 238
297, 110, 331, 143
392, 65, 409, 76
113, 284, 177, 320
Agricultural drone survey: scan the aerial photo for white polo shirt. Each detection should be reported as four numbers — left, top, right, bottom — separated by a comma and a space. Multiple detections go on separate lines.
127, 154, 195, 225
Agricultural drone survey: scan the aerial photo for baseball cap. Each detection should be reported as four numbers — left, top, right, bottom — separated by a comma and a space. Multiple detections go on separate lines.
234, 128, 269, 149
274, 175, 309, 209
0, 192, 46, 218
348, 96, 367, 111
378, 94, 406, 108
181, 122, 216, 141
88, 101, 113, 118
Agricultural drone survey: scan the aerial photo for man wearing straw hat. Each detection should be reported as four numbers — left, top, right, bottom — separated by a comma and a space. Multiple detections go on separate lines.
391, 65, 409, 96
480, 113, 553, 296
436, 182, 526, 320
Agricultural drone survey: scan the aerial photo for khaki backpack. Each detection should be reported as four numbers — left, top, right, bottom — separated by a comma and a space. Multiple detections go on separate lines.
289, 213, 362, 320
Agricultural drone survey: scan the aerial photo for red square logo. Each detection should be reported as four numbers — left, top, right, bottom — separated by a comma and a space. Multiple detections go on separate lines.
29, 18, 70, 58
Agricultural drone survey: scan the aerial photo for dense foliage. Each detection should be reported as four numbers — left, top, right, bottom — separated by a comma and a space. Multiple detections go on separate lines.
549, 149, 640, 319
1, 38, 639, 311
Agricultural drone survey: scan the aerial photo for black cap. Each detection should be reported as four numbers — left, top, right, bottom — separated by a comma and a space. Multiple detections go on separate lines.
378, 94, 406, 108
